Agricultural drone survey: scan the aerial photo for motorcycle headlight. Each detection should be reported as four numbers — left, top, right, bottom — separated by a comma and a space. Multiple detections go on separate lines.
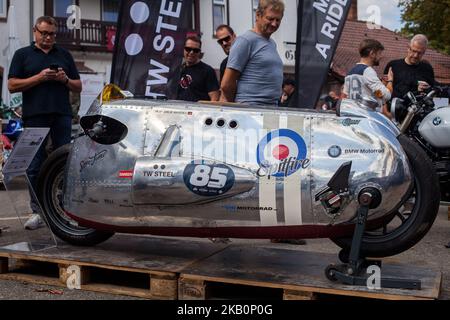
390, 98, 408, 123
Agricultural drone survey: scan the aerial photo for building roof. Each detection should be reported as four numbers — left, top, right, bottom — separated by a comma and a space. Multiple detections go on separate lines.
333, 20, 450, 84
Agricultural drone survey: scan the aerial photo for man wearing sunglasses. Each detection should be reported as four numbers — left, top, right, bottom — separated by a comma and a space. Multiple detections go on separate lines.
383, 34, 435, 99
220, 0, 284, 106
215, 25, 237, 82
8, 16, 81, 230
174, 36, 220, 102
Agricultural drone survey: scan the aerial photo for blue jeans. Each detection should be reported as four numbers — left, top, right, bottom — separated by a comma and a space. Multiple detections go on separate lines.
24, 114, 72, 213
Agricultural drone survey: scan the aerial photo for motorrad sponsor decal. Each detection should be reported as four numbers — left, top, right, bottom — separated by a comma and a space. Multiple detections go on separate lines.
119, 170, 134, 179
328, 145, 342, 158
104, 199, 114, 205
341, 118, 361, 127
142, 165, 176, 178
256, 129, 310, 178
79, 150, 107, 172
344, 148, 385, 154
88, 198, 99, 204
183, 163, 235, 197
433, 117, 442, 126
222, 205, 276, 213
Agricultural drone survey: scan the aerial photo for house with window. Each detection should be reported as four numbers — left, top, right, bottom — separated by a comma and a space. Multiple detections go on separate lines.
44, 0, 121, 77
0, 0, 298, 94
0, 0, 121, 87
0, 0, 122, 110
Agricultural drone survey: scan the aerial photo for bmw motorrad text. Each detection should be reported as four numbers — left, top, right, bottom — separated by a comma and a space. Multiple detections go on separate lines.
177, 304, 273, 318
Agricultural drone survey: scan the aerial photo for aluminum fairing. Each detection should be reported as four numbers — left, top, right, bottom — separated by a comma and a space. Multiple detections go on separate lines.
64, 99, 412, 229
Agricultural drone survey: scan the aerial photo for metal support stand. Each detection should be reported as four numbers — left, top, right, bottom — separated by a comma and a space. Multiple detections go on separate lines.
325, 188, 422, 290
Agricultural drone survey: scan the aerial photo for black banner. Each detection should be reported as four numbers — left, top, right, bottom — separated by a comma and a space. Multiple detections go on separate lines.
295, 0, 352, 108
111, 0, 193, 98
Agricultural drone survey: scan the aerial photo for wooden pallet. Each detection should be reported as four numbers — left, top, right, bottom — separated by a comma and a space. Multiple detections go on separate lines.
0, 237, 442, 300
178, 246, 442, 301
0, 235, 229, 300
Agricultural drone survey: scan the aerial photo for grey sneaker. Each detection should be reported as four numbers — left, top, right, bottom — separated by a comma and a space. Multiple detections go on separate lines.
24, 214, 45, 230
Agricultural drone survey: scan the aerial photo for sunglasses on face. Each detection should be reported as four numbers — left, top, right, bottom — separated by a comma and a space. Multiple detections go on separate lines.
35, 27, 56, 38
184, 47, 201, 54
217, 35, 231, 46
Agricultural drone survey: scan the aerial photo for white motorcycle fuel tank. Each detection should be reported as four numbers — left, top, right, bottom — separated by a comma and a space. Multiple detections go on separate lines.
419, 107, 450, 148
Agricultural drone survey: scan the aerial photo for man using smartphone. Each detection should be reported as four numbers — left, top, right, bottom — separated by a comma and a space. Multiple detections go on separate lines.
8, 16, 82, 230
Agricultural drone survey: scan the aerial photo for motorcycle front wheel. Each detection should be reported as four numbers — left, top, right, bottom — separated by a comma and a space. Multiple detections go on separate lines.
37, 144, 115, 246
332, 134, 441, 258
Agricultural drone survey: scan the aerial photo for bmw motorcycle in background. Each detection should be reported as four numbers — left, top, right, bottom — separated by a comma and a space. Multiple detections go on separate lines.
390, 87, 450, 202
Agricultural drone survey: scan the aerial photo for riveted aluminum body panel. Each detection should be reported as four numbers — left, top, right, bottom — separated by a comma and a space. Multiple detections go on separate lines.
309, 112, 412, 224
63, 99, 412, 229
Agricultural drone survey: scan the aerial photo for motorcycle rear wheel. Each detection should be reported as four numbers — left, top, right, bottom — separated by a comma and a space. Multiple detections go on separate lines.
37, 144, 115, 246
331, 134, 440, 258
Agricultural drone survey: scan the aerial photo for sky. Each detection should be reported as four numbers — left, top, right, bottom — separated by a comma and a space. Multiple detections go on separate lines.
358, 0, 404, 31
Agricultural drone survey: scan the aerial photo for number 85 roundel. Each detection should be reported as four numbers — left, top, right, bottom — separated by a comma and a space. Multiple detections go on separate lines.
183, 163, 236, 197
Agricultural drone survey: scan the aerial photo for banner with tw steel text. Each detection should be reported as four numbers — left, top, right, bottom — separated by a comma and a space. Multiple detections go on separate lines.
111, 0, 193, 99
295, 0, 352, 108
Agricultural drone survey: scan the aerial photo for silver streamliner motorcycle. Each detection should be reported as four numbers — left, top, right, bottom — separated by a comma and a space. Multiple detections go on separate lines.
36, 85, 441, 260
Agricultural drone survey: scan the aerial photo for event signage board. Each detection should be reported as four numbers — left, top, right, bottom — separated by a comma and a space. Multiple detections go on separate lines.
295, 0, 352, 108
111, 0, 193, 99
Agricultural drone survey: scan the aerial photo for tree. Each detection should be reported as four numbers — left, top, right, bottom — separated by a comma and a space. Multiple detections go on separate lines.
399, 0, 450, 54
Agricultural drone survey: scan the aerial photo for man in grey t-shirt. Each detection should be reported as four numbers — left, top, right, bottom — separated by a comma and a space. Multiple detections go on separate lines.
220, 0, 284, 106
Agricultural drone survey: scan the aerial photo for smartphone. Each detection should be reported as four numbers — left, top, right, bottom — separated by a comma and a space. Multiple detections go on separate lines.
49, 64, 59, 71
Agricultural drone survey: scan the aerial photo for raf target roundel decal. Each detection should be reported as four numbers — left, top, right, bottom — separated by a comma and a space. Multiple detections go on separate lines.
257, 129, 308, 177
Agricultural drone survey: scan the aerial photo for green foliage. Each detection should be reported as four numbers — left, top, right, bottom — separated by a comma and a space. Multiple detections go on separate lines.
399, 0, 450, 54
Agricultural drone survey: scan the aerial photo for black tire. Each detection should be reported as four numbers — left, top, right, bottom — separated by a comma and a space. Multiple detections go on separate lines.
37, 144, 114, 246
331, 135, 441, 258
